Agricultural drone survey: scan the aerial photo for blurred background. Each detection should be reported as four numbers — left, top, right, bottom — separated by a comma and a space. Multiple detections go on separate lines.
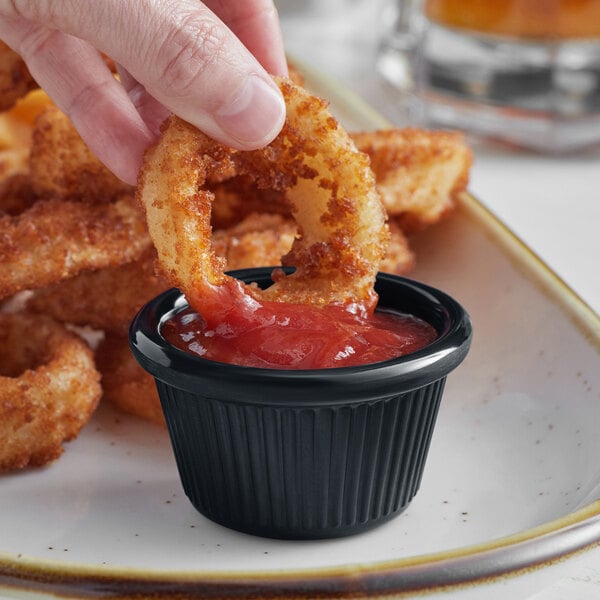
277, 0, 600, 152
276, 0, 404, 120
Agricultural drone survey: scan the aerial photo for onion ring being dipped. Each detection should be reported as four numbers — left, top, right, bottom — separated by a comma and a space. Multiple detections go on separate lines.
0, 311, 101, 472
137, 78, 389, 325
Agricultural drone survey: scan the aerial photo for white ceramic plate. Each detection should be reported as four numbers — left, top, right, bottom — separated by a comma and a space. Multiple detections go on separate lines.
1, 69, 599, 600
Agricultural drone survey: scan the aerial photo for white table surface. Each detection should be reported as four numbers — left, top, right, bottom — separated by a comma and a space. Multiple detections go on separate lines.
279, 3, 600, 598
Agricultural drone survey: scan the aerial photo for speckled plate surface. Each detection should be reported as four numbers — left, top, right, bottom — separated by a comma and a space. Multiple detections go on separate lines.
1, 67, 599, 600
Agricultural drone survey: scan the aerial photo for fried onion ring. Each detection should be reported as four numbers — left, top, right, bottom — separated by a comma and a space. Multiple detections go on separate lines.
0, 194, 151, 299
0, 312, 101, 472
96, 334, 165, 428
137, 78, 388, 320
350, 128, 472, 231
24, 215, 296, 335
26, 249, 166, 335
0, 173, 37, 215
380, 220, 416, 274
29, 105, 133, 202
0, 89, 53, 185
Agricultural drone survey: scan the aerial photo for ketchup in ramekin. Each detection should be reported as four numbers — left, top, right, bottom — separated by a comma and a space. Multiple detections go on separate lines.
130, 268, 472, 539
161, 301, 437, 370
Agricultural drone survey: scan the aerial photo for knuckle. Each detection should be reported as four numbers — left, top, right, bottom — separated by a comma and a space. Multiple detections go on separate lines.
65, 79, 110, 124
15, 25, 57, 62
157, 13, 227, 100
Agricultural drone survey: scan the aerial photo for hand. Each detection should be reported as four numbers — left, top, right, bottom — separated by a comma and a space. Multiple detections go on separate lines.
0, 0, 288, 184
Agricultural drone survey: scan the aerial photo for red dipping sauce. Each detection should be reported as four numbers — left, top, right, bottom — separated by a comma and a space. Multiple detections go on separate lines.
162, 299, 437, 370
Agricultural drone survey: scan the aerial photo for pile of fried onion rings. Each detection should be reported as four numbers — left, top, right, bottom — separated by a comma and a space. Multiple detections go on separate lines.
0, 83, 144, 472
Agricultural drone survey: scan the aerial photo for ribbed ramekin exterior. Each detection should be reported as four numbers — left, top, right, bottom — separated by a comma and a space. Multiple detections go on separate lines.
157, 377, 445, 539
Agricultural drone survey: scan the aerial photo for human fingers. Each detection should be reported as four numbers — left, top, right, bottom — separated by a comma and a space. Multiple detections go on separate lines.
0, 0, 287, 173
115, 63, 170, 139
0, 18, 155, 184
114, 0, 288, 135
203, 0, 288, 77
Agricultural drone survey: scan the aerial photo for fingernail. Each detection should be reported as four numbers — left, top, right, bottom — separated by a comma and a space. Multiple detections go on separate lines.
215, 75, 285, 148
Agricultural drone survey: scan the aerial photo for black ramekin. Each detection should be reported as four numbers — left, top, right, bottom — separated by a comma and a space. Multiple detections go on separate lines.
129, 268, 472, 539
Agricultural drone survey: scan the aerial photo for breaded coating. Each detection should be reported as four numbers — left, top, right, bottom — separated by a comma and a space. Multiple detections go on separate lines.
380, 220, 416, 274
351, 128, 472, 231
137, 78, 389, 313
0, 89, 53, 183
29, 105, 133, 201
0, 194, 152, 299
26, 249, 166, 335
0, 312, 101, 472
